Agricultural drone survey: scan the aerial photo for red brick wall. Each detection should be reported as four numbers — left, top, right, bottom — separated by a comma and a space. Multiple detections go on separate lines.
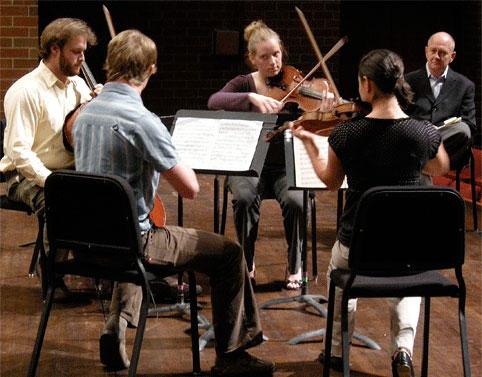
0, 0, 38, 120
37, 1, 341, 117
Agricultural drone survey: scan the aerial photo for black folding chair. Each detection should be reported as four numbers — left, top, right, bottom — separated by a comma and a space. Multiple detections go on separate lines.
27, 170, 200, 377
0, 119, 45, 285
323, 186, 471, 377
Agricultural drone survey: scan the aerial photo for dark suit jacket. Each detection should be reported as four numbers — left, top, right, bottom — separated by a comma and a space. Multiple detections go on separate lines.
405, 66, 476, 133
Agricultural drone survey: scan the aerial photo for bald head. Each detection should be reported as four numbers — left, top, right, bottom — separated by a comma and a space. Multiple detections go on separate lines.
427, 32, 455, 52
425, 31, 456, 77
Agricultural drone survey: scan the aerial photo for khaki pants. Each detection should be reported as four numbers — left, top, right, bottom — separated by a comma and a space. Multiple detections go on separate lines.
110, 225, 263, 355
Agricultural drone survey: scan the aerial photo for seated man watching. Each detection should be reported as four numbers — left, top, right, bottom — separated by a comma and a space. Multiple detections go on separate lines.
405, 31, 477, 172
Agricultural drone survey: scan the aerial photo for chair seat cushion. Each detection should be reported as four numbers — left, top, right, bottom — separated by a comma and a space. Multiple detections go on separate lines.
331, 269, 460, 298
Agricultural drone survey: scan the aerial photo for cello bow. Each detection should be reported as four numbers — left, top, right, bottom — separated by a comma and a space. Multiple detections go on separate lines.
102, 4, 167, 228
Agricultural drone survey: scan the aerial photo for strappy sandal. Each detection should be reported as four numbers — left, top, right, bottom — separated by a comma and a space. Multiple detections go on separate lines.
283, 279, 302, 290
284, 268, 302, 290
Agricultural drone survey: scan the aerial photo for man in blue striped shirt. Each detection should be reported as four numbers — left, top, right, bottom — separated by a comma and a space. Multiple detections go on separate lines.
74, 29, 274, 376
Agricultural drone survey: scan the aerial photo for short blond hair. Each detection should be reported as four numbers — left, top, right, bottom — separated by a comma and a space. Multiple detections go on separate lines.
39, 18, 97, 59
104, 29, 157, 85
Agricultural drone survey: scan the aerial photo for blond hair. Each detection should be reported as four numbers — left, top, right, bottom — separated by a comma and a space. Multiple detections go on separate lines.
244, 20, 284, 68
39, 18, 97, 60
104, 29, 157, 85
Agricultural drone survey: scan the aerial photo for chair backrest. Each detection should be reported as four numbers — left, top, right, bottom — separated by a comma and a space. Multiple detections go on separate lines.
1, 119, 6, 182
44, 170, 143, 270
349, 186, 465, 275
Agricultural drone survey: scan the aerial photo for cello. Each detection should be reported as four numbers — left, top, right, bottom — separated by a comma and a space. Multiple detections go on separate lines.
62, 62, 97, 152
102, 5, 167, 228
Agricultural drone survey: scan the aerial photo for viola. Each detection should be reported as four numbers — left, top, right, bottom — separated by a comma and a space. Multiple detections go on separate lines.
267, 65, 333, 112
291, 100, 370, 136
265, 99, 370, 141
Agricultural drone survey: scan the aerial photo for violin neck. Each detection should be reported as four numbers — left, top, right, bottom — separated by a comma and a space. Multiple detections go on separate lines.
80, 62, 97, 91
298, 87, 325, 100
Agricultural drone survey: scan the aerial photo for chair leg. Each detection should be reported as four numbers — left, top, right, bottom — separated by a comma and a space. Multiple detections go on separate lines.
341, 293, 350, 377
421, 297, 430, 377
27, 285, 56, 377
188, 271, 201, 374
310, 192, 318, 278
128, 285, 150, 377
220, 179, 229, 235
323, 283, 336, 377
28, 217, 44, 277
469, 152, 478, 231
458, 294, 472, 377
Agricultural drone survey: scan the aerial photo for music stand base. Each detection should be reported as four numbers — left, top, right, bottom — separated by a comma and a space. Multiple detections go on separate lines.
260, 294, 328, 317
148, 302, 209, 322
288, 328, 381, 350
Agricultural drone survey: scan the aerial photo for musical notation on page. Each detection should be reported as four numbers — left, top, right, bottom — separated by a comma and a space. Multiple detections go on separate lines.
171, 117, 263, 171
293, 134, 348, 189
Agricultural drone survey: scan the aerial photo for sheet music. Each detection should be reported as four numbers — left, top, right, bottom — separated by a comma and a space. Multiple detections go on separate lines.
171, 117, 263, 171
293, 134, 347, 188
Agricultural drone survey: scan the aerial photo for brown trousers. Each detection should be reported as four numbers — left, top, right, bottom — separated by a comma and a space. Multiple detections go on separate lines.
110, 225, 263, 355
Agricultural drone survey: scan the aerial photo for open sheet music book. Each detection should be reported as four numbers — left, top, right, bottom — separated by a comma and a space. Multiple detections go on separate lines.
292, 133, 348, 189
170, 110, 276, 176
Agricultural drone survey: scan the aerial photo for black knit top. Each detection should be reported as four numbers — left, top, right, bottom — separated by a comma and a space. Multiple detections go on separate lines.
329, 117, 441, 246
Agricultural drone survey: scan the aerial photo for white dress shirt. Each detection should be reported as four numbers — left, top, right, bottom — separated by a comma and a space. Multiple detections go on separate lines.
0, 61, 92, 187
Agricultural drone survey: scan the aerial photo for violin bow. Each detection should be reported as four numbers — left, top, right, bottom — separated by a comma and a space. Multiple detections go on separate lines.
279, 36, 347, 104
103, 5, 116, 39
295, 6, 343, 103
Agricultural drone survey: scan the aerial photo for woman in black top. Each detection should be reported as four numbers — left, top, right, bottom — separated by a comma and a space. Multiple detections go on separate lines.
293, 49, 449, 377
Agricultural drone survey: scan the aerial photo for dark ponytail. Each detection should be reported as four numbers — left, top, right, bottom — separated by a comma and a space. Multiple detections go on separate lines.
358, 49, 413, 109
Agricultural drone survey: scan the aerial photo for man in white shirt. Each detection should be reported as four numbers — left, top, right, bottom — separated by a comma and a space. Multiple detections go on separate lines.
1, 18, 97, 218
0, 19, 98, 295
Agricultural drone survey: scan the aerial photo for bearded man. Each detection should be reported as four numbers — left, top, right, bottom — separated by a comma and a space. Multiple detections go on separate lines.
1, 18, 97, 223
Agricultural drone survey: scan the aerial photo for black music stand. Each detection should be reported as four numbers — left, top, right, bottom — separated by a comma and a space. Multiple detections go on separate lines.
260, 130, 380, 350
170, 109, 276, 350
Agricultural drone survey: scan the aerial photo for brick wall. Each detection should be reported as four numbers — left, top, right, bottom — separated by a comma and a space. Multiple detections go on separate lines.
0, 0, 38, 121
2, 0, 479, 140
36, 1, 341, 117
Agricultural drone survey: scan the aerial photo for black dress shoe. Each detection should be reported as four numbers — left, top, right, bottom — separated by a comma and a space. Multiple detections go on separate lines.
318, 351, 344, 372
392, 350, 415, 377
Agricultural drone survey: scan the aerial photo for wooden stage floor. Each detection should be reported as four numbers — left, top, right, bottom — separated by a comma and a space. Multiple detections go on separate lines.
1, 175, 480, 376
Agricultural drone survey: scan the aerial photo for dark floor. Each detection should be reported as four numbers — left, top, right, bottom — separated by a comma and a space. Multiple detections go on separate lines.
0, 175, 481, 377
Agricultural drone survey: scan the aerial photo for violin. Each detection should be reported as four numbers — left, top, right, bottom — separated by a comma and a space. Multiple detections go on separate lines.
290, 100, 370, 136
267, 65, 333, 112
265, 99, 370, 141
62, 62, 97, 152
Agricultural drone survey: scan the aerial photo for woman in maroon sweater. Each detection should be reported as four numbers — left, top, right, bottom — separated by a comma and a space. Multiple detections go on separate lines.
208, 20, 305, 289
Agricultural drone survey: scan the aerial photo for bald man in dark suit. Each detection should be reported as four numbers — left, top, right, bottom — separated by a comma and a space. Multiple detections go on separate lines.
405, 31, 476, 171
